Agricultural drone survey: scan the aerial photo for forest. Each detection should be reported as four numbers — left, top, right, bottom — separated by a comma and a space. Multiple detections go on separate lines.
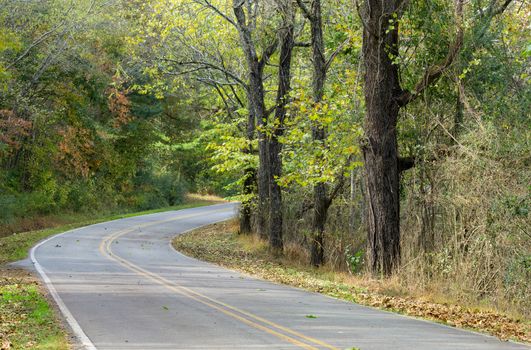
1, 0, 529, 322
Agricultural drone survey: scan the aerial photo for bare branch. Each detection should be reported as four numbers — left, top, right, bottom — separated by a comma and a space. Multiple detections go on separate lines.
159, 58, 248, 88
193, 0, 237, 27
492, 0, 514, 15
258, 38, 279, 70
325, 37, 350, 71
325, 155, 353, 208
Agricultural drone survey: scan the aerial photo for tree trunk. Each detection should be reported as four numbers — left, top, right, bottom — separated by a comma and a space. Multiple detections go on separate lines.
362, 0, 402, 276
239, 168, 254, 234
310, 182, 328, 265
233, 1, 273, 239
254, 77, 269, 239
269, 7, 294, 251
240, 102, 256, 235
253, 72, 270, 239
305, 0, 330, 266
360, 0, 482, 275
268, 136, 283, 250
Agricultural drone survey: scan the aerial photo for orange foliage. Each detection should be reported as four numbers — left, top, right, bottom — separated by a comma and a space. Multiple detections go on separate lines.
0, 109, 33, 154
56, 126, 96, 178
107, 85, 132, 128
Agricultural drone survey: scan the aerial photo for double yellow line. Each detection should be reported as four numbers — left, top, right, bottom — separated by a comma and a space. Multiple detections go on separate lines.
98, 209, 338, 350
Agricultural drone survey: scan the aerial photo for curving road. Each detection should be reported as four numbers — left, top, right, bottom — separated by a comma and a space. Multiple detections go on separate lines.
25, 203, 527, 350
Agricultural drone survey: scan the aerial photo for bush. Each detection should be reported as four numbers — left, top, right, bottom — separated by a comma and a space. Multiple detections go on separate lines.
400, 121, 530, 315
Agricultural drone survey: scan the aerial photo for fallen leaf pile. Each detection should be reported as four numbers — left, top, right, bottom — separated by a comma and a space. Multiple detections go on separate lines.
173, 221, 531, 344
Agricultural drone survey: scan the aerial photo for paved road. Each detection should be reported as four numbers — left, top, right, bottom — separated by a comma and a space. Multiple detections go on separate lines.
24, 203, 527, 350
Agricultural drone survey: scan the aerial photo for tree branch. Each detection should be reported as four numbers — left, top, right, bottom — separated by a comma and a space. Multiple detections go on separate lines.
397, 0, 464, 107
194, 0, 237, 27
294, 41, 311, 47
258, 38, 279, 71
159, 58, 248, 89
325, 38, 350, 71
325, 155, 353, 208
295, 0, 313, 20
492, 0, 513, 15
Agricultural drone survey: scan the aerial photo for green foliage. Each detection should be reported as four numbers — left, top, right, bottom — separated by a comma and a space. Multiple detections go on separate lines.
0, 0, 528, 322
345, 248, 364, 274
0, 0, 216, 224
280, 88, 363, 188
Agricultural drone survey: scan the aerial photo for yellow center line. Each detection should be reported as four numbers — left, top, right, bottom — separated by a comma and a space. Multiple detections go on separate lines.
97, 209, 339, 350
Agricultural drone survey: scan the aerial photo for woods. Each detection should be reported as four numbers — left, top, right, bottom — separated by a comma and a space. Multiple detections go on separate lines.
1, 0, 529, 319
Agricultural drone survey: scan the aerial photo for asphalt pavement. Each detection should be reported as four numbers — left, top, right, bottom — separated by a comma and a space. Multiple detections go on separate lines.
22, 203, 529, 349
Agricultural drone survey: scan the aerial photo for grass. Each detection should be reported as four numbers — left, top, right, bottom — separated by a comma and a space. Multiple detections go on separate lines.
0, 268, 69, 350
173, 220, 531, 344
0, 194, 225, 349
0, 193, 227, 239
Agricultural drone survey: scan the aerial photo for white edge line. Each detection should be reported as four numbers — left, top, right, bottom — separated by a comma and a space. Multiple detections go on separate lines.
28, 203, 238, 350
30, 228, 98, 350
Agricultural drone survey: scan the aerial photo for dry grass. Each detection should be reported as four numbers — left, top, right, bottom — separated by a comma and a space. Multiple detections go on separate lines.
185, 193, 227, 203
173, 220, 530, 343
400, 122, 530, 319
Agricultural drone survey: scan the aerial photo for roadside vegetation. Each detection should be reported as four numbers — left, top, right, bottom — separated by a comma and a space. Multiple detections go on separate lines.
174, 220, 530, 343
1, 0, 529, 346
0, 268, 69, 350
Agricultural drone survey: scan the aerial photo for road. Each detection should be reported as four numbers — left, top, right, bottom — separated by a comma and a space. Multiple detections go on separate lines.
25, 203, 527, 350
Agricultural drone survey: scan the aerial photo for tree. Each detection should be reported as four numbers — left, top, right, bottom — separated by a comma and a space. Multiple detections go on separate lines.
297, 0, 352, 266
359, 0, 514, 275
268, 0, 295, 251
232, 0, 278, 239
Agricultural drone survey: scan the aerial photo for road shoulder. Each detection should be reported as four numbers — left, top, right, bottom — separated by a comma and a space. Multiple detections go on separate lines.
0, 266, 71, 350
172, 220, 530, 345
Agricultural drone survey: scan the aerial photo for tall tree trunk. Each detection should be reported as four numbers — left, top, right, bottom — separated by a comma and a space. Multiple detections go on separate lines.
239, 168, 254, 234
240, 101, 256, 234
361, 0, 466, 275
362, 0, 402, 276
233, 1, 275, 239
269, 6, 294, 251
310, 181, 328, 265
254, 74, 270, 239
301, 0, 330, 266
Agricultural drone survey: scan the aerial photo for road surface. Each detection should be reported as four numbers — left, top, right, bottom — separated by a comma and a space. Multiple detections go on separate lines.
24, 203, 528, 349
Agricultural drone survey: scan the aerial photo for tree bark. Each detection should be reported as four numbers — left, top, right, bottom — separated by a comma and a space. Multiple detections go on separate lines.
233, 1, 274, 239
298, 0, 331, 266
240, 100, 256, 234
239, 167, 254, 234
310, 181, 328, 265
269, 4, 294, 251
361, 0, 466, 275
362, 0, 402, 276
309, 0, 329, 266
